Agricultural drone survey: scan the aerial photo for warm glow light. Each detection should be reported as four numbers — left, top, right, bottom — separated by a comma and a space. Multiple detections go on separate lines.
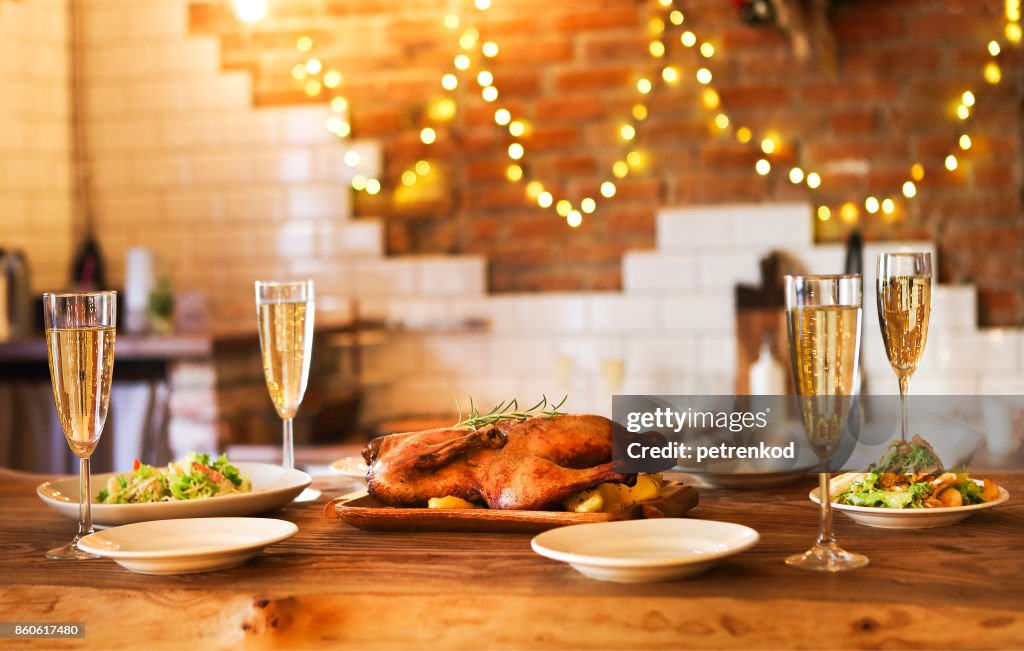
509, 121, 525, 137
840, 202, 859, 223
482, 42, 499, 57
612, 161, 629, 178
959, 134, 972, 150
962, 91, 976, 107
415, 160, 431, 175
482, 86, 498, 102
817, 206, 830, 222
581, 197, 596, 213
945, 154, 958, 171
989, 40, 1002, 56
454, 55, 470, 70
305, 58, 322, 75
882, 198, 895, 215
956, 104, 970, 120
459, 31, 477, 50
323, 71, 342, 88
292, 64, 307, 80
632, 104, 648, 121
985, 62, 1002, 84
495, 108, 511, 125
865, 196, 880, 214
902, 181, 917, 198
662, 66, 680, 84
402, 170, 417, 186
714, 113, 729, 129
636, 78, 653, 94
444, 14, 460, 29
648, 17, 665, 34
789, 167, 804, 184
911, 163, 925, 181
620, 125, 636, 141
352, 175, 367, 191
365, 179, 381, 195
1007, 22, 1022, 43
567, 211, 583, 228
420, 127, 437, 144
508, 143, 524, 159
696, 68, 712, 84
702, 89, 720, 109
736, 127, 752, 143
297, 36, 313, 52
556, 200, 572, 217
755, 159, 770, 175
700, 42, 715, 58
538, 191, 553, 208
330, 97, 347, 112
806, 172, 821, 189
650, 41, 666, 58
234, 0, 267, 23
305, 80, 322, 96
430, 97, 456, 121
600, 181, 616, 198
477, 71, 493, 86
760, 138, 776, 154
474, 0, 491, 9
344, 150, 361, 167
441, 74, 458, 91
681, 31, 697, 47
627, 151, 641, 167
526, 182, 544, 199
326, 116, 342, 133
669, 10, 684, 25
506, 164, 523, 182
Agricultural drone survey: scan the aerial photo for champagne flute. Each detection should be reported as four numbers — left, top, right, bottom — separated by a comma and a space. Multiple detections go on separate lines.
255, 280, 319, 502
877, 253, 932, 442
43, 291, 116, 560
784, 275, 868, 572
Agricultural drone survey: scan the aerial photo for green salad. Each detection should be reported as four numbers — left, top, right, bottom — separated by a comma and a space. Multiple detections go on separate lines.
96, 453, 251, 504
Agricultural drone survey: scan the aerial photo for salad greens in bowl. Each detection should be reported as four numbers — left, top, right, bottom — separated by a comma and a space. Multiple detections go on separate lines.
98, 453, 252, 504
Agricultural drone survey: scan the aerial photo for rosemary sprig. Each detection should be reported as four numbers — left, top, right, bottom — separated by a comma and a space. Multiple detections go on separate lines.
454, 395, 568, 430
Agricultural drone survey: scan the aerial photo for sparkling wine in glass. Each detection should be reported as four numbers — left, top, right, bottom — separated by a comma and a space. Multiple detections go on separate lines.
784, 275, 868, 572
877, 252, 932, 442
255, 280, 319, 501
43, 291, 116, 560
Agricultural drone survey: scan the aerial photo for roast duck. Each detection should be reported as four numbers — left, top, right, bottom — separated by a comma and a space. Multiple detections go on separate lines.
362, 414, 633, 510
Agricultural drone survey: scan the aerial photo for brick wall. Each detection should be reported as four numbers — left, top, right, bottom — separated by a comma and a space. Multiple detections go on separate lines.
0, 0, 74, 292
189, 0, 1024, 326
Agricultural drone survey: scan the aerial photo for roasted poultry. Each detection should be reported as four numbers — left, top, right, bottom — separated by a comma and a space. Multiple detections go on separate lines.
363, 414, 632, 510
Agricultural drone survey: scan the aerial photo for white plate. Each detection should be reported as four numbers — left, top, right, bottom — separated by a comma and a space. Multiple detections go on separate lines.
811, 481, 1010, 529
531, 518, 759, 583
77, 517, 297, 575
37, 462, 312, 527
328, 456, 368, 479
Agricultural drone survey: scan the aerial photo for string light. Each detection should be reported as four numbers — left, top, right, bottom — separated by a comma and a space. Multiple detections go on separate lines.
945, 155, 958, 171
817, 206, 831, 222
865, 196, 880, 214
420, 127, 437, 145
755, 159, 770, 175
788, 167, 804, 184
959, 134, 972, 150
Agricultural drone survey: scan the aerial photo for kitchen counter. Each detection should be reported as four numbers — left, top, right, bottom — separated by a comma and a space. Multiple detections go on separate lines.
0, 468, 1021, 649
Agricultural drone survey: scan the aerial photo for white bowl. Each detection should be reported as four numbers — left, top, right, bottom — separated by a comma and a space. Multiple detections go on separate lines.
77, 517, 297, 575
811, 481, 1010, 529
38, 462, 311, 527
531, 518, 759, 583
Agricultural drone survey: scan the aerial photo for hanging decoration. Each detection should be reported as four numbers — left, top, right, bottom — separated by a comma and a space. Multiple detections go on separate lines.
291, 0, 1021, 230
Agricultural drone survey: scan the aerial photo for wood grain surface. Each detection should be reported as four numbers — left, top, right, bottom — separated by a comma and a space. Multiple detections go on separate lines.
1, 468, 1021, 650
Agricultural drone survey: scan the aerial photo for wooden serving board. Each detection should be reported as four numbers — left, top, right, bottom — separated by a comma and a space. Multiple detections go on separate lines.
324, 481, 699, 533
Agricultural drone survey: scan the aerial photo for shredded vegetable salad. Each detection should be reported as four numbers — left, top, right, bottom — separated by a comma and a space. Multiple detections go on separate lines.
96, 453, 251, 504
831, 435, 1001, 509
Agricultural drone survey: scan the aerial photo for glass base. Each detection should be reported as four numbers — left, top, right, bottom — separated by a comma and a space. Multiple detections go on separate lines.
292, 487, 322, 503
46, 539, 100, 561
785, 542, 869, 572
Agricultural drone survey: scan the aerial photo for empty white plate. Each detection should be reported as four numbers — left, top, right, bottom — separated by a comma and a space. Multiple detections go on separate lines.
531, 518, 759, 583
77, 517, 298, 575
38, 462, 311, 527
329, 456, 368, 480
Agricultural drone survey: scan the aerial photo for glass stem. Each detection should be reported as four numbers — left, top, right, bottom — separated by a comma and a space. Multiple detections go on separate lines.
77, 457, 92, 542
816, 466, 834, 547
898, 374, 911, 442
283, 418, 295, 470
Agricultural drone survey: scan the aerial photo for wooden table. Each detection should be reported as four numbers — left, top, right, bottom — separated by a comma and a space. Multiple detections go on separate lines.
0, 469, 1021, 650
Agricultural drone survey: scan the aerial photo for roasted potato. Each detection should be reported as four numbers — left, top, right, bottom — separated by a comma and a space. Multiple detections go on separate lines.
564, 474, 663, 513
427, 495, 480, 509
982, 479, 1001, 502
